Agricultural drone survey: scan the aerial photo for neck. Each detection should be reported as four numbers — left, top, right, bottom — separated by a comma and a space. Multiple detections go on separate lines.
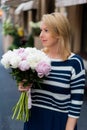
46, 47, 62, 59
43, 47, 71, 60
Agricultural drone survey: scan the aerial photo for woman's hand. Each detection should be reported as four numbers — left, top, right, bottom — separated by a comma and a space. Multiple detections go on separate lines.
65, 117, 77, 130
18, 82, 32, 92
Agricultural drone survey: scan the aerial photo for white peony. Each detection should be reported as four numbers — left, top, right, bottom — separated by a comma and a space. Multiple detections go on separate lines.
10, 53, 21, 68
1, 57, 10, 68
1, 47, 51, 70
26, 55, 39, 69
1, 50, 13, 68
26, 49, 51, 69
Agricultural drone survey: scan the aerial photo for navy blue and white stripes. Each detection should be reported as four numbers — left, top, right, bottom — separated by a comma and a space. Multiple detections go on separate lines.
31, 53, 85, 118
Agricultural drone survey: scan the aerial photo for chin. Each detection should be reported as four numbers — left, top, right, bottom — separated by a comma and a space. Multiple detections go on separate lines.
42, 44, 47, 47
42, 42, 48, 46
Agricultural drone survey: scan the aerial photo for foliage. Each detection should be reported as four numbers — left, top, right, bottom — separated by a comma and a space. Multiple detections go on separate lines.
3, 20, 41, 50
2, 19, 17, 36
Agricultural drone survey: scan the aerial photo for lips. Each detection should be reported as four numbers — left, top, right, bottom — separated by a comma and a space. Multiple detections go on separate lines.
42, 40, 47, 42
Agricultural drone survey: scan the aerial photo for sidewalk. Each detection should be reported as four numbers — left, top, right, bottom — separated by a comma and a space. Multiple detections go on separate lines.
78, 57, 87, 130
83, 59, 87, 72
83, 59, 87, 88
78, 94, 87, 130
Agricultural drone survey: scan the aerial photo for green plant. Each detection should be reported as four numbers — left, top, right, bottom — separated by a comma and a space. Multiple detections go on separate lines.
3, 19, 17, 36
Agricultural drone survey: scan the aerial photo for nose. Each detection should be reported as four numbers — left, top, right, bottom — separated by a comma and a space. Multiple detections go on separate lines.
40, 31, 43, 38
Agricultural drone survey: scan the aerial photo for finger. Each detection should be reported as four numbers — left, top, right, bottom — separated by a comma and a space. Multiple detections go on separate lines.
18, 85, 30, 92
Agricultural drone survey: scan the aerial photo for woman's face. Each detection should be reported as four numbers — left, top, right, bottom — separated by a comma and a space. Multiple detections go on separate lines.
40, 22, 59, 49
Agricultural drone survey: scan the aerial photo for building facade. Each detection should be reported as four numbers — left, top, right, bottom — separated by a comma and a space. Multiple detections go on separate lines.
1, 0, 87, 58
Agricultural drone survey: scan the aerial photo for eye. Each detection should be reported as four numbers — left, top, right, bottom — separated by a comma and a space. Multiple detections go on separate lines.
40, 27, 49, 33
44, 29, 48, 32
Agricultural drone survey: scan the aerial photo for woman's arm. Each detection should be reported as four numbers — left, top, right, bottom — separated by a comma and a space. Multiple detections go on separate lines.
66, 117, 77, 130
66, 55, 85, 130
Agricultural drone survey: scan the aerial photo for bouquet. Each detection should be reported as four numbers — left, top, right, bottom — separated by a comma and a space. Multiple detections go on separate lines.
1, 47, 51, 122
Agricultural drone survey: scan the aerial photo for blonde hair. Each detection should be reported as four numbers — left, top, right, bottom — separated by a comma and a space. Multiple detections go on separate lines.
42, 12, 71, 60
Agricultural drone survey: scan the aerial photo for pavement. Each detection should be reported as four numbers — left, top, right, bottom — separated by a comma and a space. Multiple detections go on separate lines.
0, 22, 23, 130
0, 21, 87, 130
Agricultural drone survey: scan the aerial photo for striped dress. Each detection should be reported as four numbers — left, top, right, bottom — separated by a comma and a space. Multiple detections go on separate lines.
24, 53, 85, 130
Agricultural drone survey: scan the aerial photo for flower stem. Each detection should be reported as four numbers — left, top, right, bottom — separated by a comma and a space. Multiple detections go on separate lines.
12, 92, 29, 122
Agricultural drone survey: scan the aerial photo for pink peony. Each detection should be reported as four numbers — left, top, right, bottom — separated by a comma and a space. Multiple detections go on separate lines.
18, 60, 30, 71
15, 48, 27, 60
35, 61, 51, 78
17, 48, 25, 54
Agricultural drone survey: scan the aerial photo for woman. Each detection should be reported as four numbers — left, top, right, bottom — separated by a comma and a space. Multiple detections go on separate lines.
19, 12, 85, 130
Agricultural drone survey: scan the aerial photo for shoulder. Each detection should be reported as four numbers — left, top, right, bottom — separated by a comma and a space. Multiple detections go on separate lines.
69, 53, 84, 65
69, 53, 85, 73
